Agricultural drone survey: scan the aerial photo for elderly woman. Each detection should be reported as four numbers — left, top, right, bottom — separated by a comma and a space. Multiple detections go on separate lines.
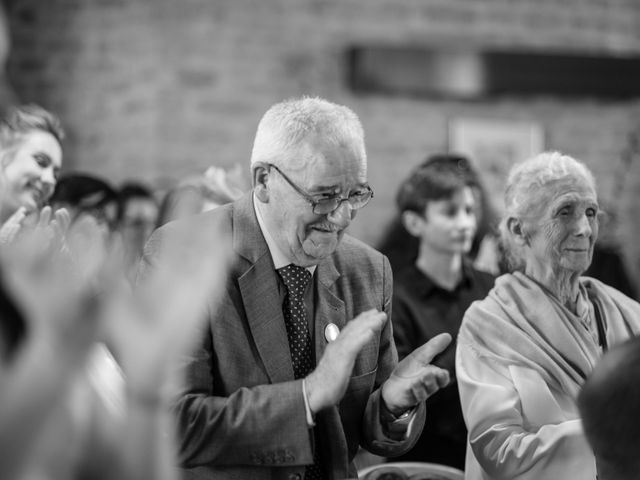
456, 151, 640, 480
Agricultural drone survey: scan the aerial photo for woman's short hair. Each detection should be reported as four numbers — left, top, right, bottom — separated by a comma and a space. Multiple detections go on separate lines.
0, 104, 64, 151
499, 150, 596, 271
250, 96, 366, 173
396, 154, 480, 214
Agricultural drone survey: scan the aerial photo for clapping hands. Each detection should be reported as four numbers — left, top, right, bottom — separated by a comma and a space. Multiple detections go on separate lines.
1, 210, 102, 361
305, 309, 451, 416
1, 209, 232, 398
0, 205, 70, 247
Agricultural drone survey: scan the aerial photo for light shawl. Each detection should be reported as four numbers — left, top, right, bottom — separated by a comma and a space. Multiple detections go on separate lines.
459, 271, 640, 401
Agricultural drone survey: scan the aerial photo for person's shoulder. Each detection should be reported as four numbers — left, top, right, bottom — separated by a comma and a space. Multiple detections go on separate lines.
142, 203, 235, 265
459, 273, 508, 326
582, 275, 639, 306
393, 263, 423, 288
335, 234, 386, 262
467, 264, 497, 290
331, 234, 389, 280
156, 202, 234, 237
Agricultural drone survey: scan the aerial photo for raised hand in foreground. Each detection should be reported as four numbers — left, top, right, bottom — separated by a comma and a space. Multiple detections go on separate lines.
0, 214, 232, 480
0, 214, 106, 480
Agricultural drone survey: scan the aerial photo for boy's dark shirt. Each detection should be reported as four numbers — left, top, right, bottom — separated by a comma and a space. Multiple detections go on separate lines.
391, 261, 495, 469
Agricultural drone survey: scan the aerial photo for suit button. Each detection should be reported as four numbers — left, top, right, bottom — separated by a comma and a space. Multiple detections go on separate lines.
288, 474, 302, 480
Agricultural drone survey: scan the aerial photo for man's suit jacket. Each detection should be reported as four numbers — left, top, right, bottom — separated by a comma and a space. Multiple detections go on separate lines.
139, 193, 425, 480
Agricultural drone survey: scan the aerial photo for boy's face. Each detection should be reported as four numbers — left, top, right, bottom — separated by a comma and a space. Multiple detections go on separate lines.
416, 186, 477, 256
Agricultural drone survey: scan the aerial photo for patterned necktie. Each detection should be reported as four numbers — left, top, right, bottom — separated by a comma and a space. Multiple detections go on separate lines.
277, 264, 324, 480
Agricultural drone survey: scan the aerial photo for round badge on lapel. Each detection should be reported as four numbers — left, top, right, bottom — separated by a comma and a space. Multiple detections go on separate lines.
324, 323, 340, 343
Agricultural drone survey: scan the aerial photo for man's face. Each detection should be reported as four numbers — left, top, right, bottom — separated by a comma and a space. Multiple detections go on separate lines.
259, 137, 367, 267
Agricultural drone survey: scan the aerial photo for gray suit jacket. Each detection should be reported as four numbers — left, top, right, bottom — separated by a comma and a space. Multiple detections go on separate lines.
139, 193, 425, 480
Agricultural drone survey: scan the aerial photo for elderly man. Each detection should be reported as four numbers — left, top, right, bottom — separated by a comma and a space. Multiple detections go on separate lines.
140, 97, 451, 480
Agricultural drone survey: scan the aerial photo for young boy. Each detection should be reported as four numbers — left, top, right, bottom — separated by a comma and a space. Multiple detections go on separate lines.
391, 154, 496, 469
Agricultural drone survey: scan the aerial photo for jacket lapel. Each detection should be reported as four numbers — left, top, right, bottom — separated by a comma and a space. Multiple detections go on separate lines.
314, 257, 346, 363
234, 194, 294, 384
314, 258, 350, 479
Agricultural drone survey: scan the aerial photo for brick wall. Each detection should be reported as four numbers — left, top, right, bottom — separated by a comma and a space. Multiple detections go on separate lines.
6, 0, 640, 286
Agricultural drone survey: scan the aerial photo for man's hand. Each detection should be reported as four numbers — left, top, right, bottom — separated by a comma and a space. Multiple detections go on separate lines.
380, 333, 452, 415
305, 309, 387, 413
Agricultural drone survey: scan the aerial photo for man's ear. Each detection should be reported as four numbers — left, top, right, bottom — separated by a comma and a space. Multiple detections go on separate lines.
507, 217, 528, 246
252, 162, 271, 203
401, 210, 425, 238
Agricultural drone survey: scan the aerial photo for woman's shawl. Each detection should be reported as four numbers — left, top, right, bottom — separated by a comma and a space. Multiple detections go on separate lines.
458, 271, 640, 399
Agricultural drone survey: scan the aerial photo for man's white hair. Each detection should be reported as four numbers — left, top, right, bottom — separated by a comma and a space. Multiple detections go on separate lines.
250, 96, 366, 171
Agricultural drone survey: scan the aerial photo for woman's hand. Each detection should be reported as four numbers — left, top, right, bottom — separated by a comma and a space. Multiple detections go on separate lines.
0, 207, 28, 245
1, 213, 105, 361
0, 205, 71, 250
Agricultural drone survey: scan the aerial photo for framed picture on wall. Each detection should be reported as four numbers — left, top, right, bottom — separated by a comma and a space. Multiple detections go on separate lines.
448, 117, 545, 212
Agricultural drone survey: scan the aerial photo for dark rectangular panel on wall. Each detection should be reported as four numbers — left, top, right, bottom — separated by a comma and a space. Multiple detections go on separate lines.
347, 46, 640, 100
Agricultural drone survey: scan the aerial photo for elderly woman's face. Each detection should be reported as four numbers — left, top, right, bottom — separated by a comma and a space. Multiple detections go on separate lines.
523, 174, 599, 276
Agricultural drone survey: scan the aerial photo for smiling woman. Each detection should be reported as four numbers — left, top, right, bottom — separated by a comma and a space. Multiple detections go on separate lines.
456, 151, 640, 480
0, 104, 64, 228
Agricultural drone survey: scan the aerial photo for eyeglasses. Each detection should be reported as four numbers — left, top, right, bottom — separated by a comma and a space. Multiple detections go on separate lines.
267, 163, 374, 215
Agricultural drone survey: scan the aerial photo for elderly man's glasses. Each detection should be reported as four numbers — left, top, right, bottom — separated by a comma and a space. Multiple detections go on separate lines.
267, 163, 373, 215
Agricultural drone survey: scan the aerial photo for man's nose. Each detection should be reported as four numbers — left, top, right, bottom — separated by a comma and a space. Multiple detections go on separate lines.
326, 200, 352, 228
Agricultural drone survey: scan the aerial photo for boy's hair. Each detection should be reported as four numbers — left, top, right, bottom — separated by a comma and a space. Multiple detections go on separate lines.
396, 154, 479, 215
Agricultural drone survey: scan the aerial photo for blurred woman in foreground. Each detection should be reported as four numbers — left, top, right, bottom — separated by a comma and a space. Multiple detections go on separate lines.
0, 105, 232, 480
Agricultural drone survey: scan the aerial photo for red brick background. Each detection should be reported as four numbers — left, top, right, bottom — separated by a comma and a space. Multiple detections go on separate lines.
5, 0, 640, 285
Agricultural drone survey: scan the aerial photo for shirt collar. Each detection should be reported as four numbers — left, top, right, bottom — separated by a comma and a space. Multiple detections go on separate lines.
407, 259, 474, 297
253, 194, 316, 275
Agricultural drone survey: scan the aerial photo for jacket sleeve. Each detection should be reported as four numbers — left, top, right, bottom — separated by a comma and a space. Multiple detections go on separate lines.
361, 255, 426, 457
173, 332, 314, 467
391, 286, 419, 361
